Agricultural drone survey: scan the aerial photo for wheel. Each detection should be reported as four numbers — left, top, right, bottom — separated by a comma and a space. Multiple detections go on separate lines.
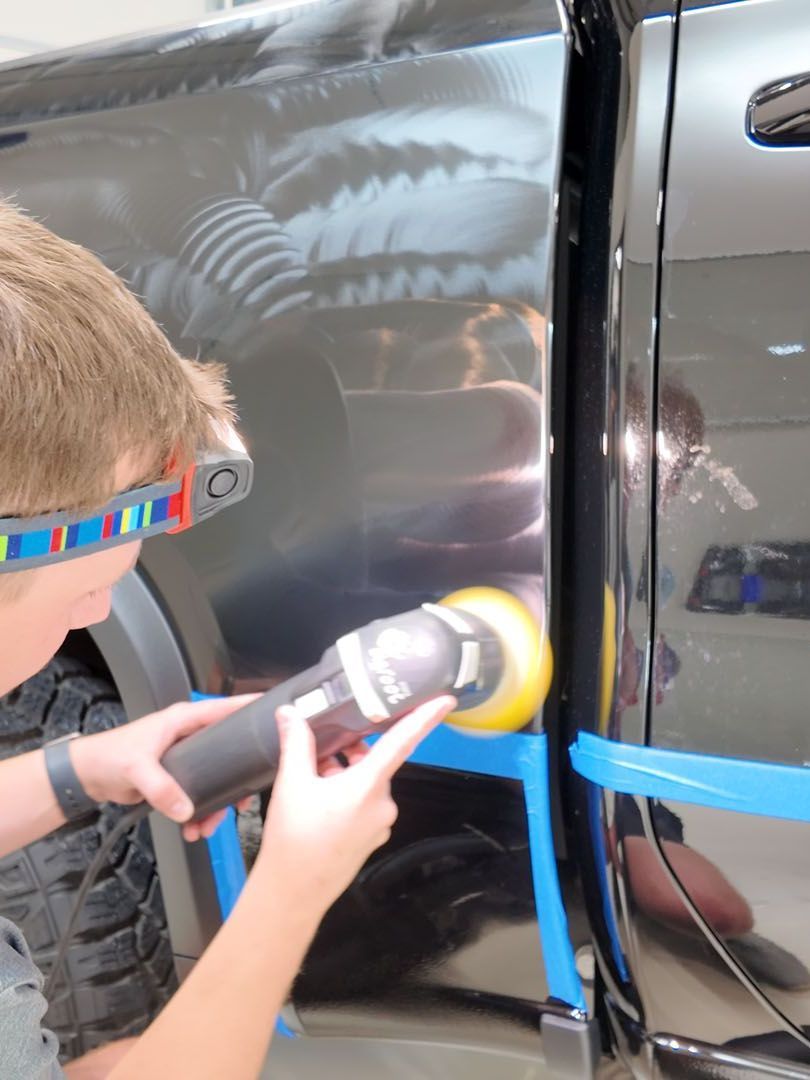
0, 655, 177, 1061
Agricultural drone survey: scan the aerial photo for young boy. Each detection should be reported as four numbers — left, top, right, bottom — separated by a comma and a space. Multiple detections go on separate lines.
0, 202, 454, 1079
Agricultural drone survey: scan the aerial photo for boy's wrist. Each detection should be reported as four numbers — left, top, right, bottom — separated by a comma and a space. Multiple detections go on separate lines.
43, 735, 100, 821
248, 851, 330, 928
68, 735, 107, 804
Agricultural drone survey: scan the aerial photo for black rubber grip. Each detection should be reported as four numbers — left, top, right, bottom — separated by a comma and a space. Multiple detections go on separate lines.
161, 664, 333, 820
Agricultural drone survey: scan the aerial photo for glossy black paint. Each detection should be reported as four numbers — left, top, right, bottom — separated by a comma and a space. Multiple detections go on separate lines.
559, 0, 631, 1020
3, 0, 808, 1072
644, 0, 810, 1065
565, 0, 810, 1076
0, 0, 561, 127
0, 0, 583, 1059
0, 22, 566, 686
561, 0, 697, 1062
653, 0, 810, 764
293, 765, 582, 1048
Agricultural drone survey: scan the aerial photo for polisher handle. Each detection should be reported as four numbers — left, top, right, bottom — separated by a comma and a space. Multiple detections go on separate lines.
161, 683, 291, 821
160, 656, 358, 820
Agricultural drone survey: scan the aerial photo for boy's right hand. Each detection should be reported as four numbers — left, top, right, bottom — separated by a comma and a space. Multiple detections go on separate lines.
255, 696, 456, 918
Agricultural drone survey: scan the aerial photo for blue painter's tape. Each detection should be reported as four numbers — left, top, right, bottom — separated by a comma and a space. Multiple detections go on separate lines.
191, 693, 295, 1038
275, 1015, 298, 1039
520, 735, 586, 1010
571, 732, 810, 822
205, 808, 247, 917
368, 724, 585, 1011
190, 693, 584, 1013
400, 722, 540, 781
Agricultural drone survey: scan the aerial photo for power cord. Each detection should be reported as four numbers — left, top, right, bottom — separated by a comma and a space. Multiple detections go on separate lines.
44, 802, 151, 1000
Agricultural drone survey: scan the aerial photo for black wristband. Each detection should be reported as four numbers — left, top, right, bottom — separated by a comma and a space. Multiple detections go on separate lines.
44, 734, 97, 822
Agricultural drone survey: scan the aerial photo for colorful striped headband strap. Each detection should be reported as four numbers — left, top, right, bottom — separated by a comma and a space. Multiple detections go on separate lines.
0, 448, 253, 572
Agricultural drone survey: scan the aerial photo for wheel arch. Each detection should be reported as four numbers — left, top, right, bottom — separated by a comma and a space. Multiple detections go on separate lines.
85, 553, 226, 967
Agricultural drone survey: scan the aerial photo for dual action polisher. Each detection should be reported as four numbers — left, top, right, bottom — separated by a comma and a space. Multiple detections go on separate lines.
161, 586, 553, 819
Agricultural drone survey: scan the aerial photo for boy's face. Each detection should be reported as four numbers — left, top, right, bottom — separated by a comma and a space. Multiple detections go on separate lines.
0, 455, 146, 696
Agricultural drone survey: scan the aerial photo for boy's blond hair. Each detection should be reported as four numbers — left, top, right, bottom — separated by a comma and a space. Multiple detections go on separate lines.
0, 200, 234, 521
0, 201, 235, 599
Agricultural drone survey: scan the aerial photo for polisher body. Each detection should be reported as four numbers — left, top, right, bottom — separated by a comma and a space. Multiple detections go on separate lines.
161, 587, 551, 819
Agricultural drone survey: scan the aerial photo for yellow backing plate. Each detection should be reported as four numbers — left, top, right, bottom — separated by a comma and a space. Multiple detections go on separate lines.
440, 586, 553, 734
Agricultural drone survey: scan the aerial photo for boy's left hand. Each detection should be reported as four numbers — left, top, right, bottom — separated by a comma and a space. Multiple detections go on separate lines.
70, 695, 260, 840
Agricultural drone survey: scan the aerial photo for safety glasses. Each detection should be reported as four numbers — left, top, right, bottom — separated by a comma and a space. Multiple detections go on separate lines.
0, 426, 253, 572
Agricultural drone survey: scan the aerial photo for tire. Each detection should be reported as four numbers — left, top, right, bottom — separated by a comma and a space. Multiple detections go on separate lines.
0, 656, 178, 1061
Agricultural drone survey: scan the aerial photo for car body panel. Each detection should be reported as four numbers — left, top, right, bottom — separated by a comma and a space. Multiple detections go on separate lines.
4, 0, 810, 1074
649, 0, 810, 1057
0, 0, 582, 1061
567, 0, 810, 1073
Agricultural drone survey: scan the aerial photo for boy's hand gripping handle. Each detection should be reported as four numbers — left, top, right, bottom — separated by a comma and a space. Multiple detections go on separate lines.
160, 600, 509, 822
160, 684, 289, 821
160, 651, 375, 821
